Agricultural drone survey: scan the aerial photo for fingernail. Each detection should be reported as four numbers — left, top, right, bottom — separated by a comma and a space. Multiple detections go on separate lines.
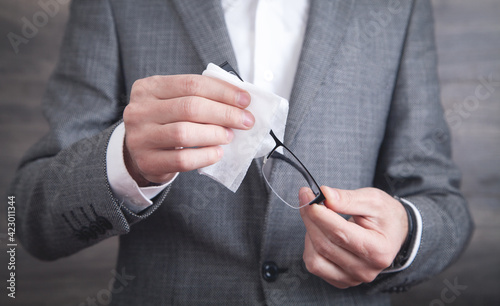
242, 111, 255, 128
226, 128, 234, 142
237, 92, 251, 107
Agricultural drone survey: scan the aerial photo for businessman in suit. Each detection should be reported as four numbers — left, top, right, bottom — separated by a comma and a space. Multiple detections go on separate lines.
11, 0, 473, 305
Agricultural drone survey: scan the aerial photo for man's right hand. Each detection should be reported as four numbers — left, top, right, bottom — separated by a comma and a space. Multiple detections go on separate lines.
123, 75, 254, 187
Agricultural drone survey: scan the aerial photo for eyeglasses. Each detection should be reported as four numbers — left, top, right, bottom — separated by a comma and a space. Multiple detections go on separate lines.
218, 62, 325, 209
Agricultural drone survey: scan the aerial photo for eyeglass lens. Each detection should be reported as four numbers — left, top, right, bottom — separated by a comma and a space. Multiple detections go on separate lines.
262, 147, 322, 209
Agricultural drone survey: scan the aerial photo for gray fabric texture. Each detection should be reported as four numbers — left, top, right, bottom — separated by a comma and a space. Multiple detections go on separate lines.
10, 0, 473, 305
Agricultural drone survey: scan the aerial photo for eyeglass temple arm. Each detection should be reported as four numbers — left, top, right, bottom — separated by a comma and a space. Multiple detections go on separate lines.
219, 61, 244, 81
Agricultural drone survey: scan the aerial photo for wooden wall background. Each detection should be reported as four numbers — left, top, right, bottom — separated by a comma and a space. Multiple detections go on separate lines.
1, 1, 498, 305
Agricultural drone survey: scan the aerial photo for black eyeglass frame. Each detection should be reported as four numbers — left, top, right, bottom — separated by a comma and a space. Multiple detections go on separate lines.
264, 130, 325, 206
218, 61, 325, 207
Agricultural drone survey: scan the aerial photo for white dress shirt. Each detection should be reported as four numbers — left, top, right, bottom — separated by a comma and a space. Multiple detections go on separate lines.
106, 0, 420, 272
107, 0, 310, 212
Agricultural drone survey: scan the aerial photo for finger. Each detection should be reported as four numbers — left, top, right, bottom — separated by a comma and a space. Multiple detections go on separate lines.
140, 75, 251, 108
300, 187, 353, 248
301, 202, 363, 263
135, 146, 223, 182
301, 196, 379, 259
302, 217, 381, 284
303, 233, 361, 289
302, 204, 355, 259
148, 96, 255, 129
298, 187, 316, 206
321, 186, 391, 218
146, 122, 234, 148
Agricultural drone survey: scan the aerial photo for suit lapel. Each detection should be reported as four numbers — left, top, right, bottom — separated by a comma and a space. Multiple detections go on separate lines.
170, 0, 239, 71
285, 0, 355, 145
259, 0, 356, 266
171, 0, 355, 144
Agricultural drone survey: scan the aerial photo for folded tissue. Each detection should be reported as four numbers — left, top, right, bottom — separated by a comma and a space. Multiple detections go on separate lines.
198, 63, 289, 192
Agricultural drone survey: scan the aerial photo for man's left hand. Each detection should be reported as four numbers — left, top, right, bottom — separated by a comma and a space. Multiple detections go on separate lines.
299, 186, 408, 289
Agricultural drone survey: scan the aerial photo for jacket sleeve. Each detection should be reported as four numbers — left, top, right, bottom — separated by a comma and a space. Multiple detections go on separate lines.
368, 0, 474, 293
9, 0, 169, 261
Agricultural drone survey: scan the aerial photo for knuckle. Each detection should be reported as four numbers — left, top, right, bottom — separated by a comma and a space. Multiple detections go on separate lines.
351, 270, 368, 284
303, 256, 322, 276
374, 252, 394, 270
352, 240, 371, 259
170, 123, 189, 145
131, 78, 149, 100
223, 106, 238, 125
333, 283, 350, 290
315, 239, 334, 257
360, 240, 391, 269
213, 127, 228, 144
367, 187, 385, 206
328, 278, 355, 289
367, 244, 393, 270
123, 104, 136, 125
123, 103, 147, 127
365, 271, 380, 283
148, 75, 162, 87
183, 75, 202, 95
328, 228, 349, 247
181, 96, 199, 119
356, 270, 379, 284
372, 190, 385, 203
172, 151, 194, 172
131, 78, 143, 92
347, 279, 363, 288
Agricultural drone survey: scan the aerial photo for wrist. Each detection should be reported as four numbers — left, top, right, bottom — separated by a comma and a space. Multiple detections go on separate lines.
123, 143, 152, 187
387, 197, 416, 270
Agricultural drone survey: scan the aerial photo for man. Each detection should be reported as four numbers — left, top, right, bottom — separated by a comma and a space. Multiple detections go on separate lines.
11, 0, 473, 305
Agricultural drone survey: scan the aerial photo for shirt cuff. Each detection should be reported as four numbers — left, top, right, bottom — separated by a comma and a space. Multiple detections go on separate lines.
106, 122, 178, 213
382, 197, 423, 273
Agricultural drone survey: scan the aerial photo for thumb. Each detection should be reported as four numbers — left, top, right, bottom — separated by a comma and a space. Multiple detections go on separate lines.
322, 186, 378, 217
299, 187, 316, 206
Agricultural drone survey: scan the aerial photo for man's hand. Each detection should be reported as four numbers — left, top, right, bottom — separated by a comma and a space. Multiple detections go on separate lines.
123, 75, 254, 186
299, 186, 408, 289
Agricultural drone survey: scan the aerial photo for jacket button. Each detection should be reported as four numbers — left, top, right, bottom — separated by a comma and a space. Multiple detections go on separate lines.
262, 261, 279, 282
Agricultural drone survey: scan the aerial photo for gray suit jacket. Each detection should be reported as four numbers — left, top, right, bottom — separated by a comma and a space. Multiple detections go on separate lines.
10, 0, 473, 305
